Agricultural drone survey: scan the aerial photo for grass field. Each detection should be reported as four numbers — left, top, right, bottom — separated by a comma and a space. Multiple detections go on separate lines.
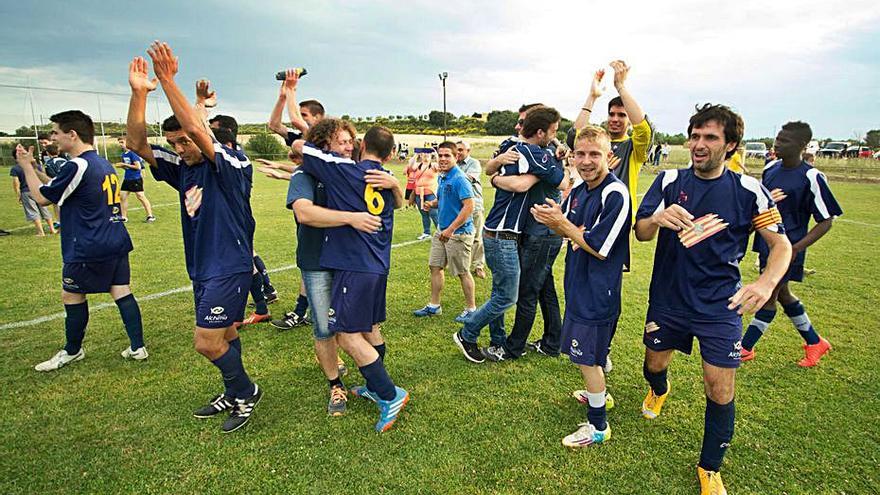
1, 159, 878, 494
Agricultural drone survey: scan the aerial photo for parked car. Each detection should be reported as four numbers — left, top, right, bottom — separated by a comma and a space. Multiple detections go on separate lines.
845, 145, 873, 158
744, 142, 767, 159
818, 141, 848, 158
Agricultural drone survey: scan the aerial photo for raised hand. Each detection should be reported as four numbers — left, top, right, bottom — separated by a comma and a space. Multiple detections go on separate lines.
147, 41, 179, 81
590, 69, 605, 99
196, 79, 217, 108
15, 145, 36, 168
610, 60, 629, 90
128, 57, 158, 93
281, 69, 299, 96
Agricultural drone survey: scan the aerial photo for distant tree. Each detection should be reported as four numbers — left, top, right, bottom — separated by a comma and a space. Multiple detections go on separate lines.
341, 114, 351, 121
245, 132, 286, 159
865, 129, 880, 148
428, 110, 455, 127
15, 126, 33, 137
485, 110, 518, 136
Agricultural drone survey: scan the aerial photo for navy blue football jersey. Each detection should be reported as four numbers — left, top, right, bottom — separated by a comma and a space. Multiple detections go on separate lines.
636, 168, 785, 320
299, 144, 395, 275
753, 160, 842, 265
484, 138, 564, 234
40, 150, 133, 263
561, 174, 631, 323
149, 142, 255, 281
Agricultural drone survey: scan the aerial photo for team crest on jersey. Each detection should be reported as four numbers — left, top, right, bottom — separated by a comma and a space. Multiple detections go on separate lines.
677, 190, 688, 204
541, 153, 549, 163
678, 213, 728, 248
184, 185, 204, 218
210, 306, 225, 315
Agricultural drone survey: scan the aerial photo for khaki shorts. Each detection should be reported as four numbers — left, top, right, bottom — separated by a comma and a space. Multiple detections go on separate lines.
429, 232, 474, 276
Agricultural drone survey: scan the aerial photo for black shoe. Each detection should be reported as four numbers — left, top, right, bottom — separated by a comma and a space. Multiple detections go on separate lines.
264, 291, 278, 304
222, 384, 263, 433
193, 394, 234, 418
526, 340, 559, 357
453, 331, 485, 363
270, 311, 306, 330
0, 230, 10, 237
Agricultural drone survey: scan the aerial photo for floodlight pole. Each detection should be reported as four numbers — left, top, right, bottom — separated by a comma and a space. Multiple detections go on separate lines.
439, 72, 448, 141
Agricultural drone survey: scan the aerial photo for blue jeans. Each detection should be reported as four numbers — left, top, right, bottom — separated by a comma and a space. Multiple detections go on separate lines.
504, 234, 563, 357
414, 193, 439, 235
300, 269, 334, 340
460, 235, 519, 346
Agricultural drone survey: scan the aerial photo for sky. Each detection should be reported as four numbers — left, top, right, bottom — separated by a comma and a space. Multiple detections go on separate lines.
1, 0, 878, 140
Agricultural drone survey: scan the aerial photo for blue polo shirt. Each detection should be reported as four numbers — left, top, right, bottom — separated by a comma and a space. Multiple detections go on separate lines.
121, 150, 144, 180
437, 164, 474, 234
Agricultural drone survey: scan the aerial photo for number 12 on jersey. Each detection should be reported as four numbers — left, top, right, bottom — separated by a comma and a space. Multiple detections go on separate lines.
102, 174, 122, 206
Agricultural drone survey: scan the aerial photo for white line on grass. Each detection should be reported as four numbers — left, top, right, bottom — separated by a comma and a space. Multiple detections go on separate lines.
0, 237, 428, 331
838, 219, 880, 228
4, 202, 179, 232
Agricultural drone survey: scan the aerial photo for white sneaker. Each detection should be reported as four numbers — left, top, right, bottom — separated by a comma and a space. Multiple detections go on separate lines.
603, 355, 613, 374
35, 349, 84, 371
121, 346, 149, 360
562, 422, 610, 447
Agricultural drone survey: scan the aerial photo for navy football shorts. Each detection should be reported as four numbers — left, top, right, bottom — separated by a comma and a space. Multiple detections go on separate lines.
328, 270, 387, 333
643, 306, 743, 368
759, 254, 804, 283
193, 271, 251, 329
560, 316, 616, 367
62, 255, 131, 294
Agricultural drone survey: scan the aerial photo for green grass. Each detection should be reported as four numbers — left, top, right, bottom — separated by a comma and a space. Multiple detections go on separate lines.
1, 163, 878, 494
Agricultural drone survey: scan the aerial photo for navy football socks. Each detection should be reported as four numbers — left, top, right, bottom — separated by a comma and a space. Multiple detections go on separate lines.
585, 390, 608, 431
359, 358, 396, 401
782, 300, 820, 345
643, 361, 669, 396
212, 345, 255, 399
293, 294, 309, 318
63, 301, 89, 355
115, 294, 144, 350
742, 308, 776, 351
699, 397, 735, 472
228, 337, 241, 353
253, 255, 275, 294
250, 272, 268, 315
373, 343, 386, 361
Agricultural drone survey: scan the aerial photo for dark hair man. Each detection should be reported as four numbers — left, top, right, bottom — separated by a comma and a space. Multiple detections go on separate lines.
412, 141, 476, 320
741, 121, 842, 366
453, 106, 569, 363
127, 44, 262, 433
16, 110, 146, 372
115, 136, 155, 223
634, 104, 791, 494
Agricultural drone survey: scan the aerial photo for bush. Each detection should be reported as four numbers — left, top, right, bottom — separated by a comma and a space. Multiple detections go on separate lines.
245, 132, 287, 159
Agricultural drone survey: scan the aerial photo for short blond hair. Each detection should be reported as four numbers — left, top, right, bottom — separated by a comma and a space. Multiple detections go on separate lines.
574, 125, 612, 152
